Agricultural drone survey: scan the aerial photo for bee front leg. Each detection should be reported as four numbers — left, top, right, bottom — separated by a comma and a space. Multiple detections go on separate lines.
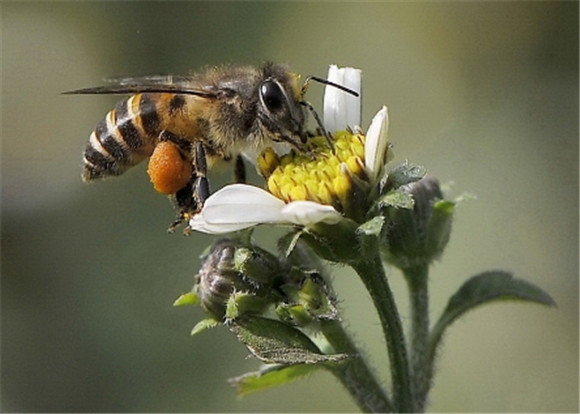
234, 155, 246, 183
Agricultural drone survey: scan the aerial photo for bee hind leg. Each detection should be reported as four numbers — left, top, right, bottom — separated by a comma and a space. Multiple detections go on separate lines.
168, 142, 210, 235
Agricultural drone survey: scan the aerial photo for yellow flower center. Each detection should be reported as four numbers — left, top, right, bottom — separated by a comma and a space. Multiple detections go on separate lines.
258, 131, 370, 219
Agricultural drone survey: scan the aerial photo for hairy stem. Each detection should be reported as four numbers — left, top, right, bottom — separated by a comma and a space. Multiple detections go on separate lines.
352, 255, 415, 413
321, 320, 393, 413
404, 264, 430, 412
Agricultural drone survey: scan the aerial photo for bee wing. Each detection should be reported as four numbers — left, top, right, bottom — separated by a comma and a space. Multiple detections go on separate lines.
102, 74, 195, 87
63, 75, 217, 98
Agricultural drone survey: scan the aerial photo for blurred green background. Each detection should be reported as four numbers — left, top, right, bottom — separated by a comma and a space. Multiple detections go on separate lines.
2, 2, 578, 412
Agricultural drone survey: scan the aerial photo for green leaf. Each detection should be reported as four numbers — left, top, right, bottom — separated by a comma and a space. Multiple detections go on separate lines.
430, 270, 556, 357
230, 315, 349, 365
173, 292, 200, 307
229, 364, 320, 397
191, 318, 220, 336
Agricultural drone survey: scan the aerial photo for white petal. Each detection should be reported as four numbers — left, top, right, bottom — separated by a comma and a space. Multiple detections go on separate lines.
188, 215, 258, 234
342, 68, 362, 127
200, 184, 286, 223
188, 184, 344, 234
188, 184, 288, 234
364, 106, 389, 179
324, 66, 362, 131
323, 65, 341, 131
281, 201, 342, 227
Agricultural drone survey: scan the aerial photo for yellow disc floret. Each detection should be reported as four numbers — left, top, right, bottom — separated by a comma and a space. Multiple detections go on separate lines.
259, 131, 370, 221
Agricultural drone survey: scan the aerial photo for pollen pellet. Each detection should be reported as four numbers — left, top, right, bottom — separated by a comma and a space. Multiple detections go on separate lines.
147, 141, 192, 194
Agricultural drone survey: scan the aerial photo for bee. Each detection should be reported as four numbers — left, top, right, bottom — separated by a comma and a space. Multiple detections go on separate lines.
65, 63, 358, 232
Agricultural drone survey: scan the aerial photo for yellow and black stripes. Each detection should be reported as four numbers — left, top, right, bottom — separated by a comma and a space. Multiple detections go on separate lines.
83, 93, 172, 181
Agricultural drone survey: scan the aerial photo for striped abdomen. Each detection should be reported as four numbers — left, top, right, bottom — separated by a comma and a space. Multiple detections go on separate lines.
82, 93, 193, 181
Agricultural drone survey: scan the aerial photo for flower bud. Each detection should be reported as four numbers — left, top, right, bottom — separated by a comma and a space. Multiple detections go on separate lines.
195, 239, 283, 320
381, 176, 453, 269
276, 269, 338, 325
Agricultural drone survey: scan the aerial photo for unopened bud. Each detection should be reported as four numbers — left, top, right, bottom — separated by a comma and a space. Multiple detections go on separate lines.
381, 176, 453, 269
195, 239, 283, 320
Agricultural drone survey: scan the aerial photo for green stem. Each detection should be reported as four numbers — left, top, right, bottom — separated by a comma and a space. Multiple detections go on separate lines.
352, 255, 415, 413
404, 264, 430, 412
288, 240, 393, 412
321, 320, 393, 413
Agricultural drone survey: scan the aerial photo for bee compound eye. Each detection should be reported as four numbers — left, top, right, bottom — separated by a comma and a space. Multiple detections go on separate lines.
260, 80, 285, 113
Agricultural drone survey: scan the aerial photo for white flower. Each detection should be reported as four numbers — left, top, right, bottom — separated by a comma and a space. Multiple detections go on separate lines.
189, 66, 390, 234
189, 184, 342, 234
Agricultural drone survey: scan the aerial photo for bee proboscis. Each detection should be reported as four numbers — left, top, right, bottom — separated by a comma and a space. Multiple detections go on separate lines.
65, 63, 358, 232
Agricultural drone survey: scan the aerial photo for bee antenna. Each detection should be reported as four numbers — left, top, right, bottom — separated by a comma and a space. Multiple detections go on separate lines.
300, 75, 360, 98
299, 100, 335, 151
298, 74, 359, 152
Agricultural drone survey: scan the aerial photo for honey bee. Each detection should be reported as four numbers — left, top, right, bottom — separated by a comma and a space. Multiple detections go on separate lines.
65, 63, 357, 232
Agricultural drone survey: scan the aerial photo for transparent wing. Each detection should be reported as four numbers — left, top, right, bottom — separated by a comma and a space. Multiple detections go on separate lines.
63, 74, 217, 97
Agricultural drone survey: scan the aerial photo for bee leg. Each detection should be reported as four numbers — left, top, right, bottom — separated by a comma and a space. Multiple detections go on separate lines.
191, 141, 209, 204
168, 182, 196, 234
168, 177, 211, 234
299, 100, 335, 152
168, 142, 211, 234
234, 155, 246, 183
158, 130, 193, 153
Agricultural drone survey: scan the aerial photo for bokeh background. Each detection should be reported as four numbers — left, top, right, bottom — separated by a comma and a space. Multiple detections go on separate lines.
2, 2, 578, 412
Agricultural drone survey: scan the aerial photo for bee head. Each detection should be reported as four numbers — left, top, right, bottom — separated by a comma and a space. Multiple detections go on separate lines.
257, 76, 307, 147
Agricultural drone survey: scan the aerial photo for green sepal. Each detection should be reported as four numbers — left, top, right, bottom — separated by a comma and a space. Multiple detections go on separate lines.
384, 162, 426, 189
233, 245, 283, 284
357, 216, 385, 237
354, 216, 384, 257
230, 315, 349, 365
224, 291, 270, 321
297, 276, 338, 321
299, 219, 362, 264
173, 292, 200, 307
377, 189, 415, 210
429, 270, 556, 358
424, 199, 454, 261
225, 294, 239, 320
276, 269, 339, 325
191, 318, 220, 336
276, 304, 314, 326
228, 364, 320, 397
278, 230, 303, 259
